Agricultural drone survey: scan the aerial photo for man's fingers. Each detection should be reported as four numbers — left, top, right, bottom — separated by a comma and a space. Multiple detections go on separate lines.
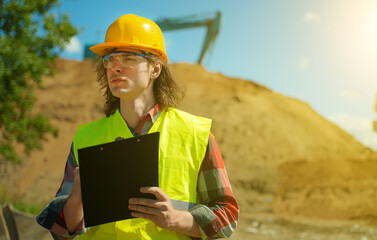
129, 204, 160, 215
131, 211, 157, 222
129, 198, 169, 211
129, 197, 156, 206
140, 187, 169, 201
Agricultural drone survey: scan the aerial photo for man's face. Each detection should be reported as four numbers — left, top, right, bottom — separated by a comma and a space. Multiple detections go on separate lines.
105, 50, 154, 101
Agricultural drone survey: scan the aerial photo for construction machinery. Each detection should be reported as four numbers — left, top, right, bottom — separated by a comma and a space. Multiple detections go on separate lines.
155, 11, 222, 64
83, 43, 98, 59
0, 203, 50, 240
83, 11, 222, 65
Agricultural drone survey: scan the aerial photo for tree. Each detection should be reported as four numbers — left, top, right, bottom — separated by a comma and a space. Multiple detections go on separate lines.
0, 0, 78, 162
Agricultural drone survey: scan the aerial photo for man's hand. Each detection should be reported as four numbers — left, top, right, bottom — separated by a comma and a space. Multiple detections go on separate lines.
128, 187, 179, 229
128, 187, 201, 237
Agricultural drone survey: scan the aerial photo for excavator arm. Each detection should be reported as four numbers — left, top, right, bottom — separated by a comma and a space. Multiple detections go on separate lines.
155, 11, 222, 64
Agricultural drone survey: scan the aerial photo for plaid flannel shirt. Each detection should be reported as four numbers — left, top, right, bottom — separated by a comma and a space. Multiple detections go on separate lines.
36, 104, 239, 239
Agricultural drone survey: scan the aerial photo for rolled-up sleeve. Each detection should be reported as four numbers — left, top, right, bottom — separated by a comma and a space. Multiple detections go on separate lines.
36, 142, 87, 239
189, 134, 239, 239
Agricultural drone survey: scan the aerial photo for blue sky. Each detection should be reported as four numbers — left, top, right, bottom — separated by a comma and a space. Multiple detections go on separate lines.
56, 0, 377, 149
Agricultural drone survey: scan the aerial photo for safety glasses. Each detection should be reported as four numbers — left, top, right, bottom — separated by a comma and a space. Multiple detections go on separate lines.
102, 51, 150, 69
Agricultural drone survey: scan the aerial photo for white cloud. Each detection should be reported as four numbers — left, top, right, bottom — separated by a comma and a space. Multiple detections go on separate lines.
328, 113, 377, 150
303, 12, 322, 22
340, 89, 361, 99
298, 56, 310, 69
65, 36, 82, 54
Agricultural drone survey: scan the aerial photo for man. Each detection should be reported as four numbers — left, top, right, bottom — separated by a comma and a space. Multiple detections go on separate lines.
36, 14, 238, 239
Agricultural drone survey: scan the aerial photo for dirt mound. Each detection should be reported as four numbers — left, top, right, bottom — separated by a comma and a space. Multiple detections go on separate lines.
171, 63, 377, 218
1, 59, 376, 223
274, 158, 377, 221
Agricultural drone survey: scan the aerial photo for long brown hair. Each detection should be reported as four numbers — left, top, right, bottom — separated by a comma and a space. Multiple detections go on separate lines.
95, 52, 185, 117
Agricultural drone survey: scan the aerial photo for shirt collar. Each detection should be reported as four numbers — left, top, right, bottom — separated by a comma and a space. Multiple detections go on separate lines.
142, 103, 161, 124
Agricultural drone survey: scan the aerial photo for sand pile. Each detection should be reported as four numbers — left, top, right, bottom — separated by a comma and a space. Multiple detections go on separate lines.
1, 59, 376, 223
172, 63, 377, 221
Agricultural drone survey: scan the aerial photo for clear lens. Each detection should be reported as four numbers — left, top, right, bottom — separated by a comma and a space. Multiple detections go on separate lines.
103, 51, 149, 68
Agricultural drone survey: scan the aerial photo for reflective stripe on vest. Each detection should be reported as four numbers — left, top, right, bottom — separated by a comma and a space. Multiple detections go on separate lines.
73, 107, 212, 240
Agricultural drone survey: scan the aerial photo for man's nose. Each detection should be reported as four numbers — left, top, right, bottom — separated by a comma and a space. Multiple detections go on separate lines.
111, 59, 122, 72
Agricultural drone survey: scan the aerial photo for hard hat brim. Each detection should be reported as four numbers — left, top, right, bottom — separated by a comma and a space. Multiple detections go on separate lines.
90, 42, 168, 63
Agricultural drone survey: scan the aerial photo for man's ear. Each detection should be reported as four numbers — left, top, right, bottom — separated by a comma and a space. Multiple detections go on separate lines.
150, 62, 162, 80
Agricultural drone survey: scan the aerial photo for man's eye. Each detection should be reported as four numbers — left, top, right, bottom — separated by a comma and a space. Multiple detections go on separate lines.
123, 56, 137, 61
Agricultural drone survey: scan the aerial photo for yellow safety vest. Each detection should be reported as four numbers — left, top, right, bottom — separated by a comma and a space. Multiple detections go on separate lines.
73, 107, 212, 240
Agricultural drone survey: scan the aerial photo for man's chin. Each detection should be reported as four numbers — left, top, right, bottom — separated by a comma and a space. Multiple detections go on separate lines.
111, 89, 140, 101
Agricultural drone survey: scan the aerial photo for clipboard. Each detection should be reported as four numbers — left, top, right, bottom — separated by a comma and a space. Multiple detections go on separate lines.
78, 132, 159, 227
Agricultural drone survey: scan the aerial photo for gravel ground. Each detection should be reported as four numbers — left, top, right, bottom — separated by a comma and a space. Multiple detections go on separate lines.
230, 212, 377, 240
5, 207, 377, 240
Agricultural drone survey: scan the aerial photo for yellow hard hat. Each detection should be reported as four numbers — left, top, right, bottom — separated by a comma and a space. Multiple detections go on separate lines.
90, 14, 168, 62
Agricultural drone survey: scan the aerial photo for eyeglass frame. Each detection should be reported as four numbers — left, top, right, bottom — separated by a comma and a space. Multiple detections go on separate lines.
102, 51, 151, 68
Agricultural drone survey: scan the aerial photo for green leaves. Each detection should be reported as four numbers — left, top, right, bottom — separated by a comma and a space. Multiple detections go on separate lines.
0, 0, 77, 162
